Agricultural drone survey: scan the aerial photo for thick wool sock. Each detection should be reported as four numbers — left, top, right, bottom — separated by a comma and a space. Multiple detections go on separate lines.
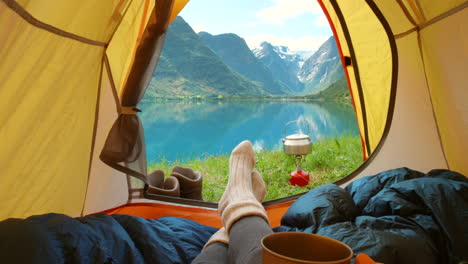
219, 141, 269, 233
204, 227, 229, 249
251, 170, 266, 203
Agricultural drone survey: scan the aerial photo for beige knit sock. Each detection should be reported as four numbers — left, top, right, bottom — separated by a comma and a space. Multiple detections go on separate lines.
218, 141, 269, 233
203, 227, 228, 248
252, 170, 266, 203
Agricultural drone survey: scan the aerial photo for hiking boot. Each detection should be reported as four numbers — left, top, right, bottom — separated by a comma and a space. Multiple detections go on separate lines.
147, 170, 180, 197
171, 166, 203, 200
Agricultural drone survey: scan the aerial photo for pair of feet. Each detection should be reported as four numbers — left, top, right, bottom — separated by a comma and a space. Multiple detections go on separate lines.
206, 141, 269, 247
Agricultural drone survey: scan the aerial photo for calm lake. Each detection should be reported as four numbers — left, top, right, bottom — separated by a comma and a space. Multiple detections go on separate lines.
139, 100, 359, 163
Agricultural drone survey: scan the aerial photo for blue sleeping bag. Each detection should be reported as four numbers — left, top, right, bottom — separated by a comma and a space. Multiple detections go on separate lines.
276, 168, 468, 264
0, 213, 216, 263
0, 168, 467, 263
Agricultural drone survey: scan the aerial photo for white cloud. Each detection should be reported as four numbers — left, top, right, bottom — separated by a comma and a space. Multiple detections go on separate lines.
256, 0, 323, 25
244, 34, 329, 52
315, 15, 329, 27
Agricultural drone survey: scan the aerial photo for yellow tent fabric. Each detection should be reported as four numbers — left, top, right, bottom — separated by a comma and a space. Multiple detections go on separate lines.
0, 0, 466, 222
320, 0, 467, 177
371, 0, 468, 175
0, 1, 104, 219
0, 0, 188, 220
419, 6, 468, 176
319, 0, 394, 158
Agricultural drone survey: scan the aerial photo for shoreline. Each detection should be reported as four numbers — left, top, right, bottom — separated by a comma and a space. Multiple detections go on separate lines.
141, 96, 352, 104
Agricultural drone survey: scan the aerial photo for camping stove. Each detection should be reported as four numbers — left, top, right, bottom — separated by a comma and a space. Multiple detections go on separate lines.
282, 120, 312, 187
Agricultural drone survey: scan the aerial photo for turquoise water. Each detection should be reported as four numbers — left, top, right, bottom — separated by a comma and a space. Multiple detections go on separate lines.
139, 100, 359, 163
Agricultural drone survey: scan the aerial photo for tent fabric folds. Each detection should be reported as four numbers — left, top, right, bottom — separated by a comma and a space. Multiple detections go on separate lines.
0, 0, 105, 220
0, 0, 189, 220
319, 0, 395, 158
100, 0, 176, 202
0, 0, 466, 228
321, 0, 467, 180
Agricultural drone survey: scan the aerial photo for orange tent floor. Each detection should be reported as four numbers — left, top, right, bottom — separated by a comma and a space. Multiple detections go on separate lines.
100, 201, 294, 228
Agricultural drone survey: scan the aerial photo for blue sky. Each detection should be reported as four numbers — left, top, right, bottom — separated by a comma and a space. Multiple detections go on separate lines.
178, 0, 332, 52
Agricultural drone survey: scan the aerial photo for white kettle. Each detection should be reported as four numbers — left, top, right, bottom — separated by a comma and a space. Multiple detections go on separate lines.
282, 120, 312, 156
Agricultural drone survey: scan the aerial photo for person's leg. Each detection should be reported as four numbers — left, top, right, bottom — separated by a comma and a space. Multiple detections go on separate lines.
218, 141, 269, 232
192, 242, 228, 264
192, 227, 229, 264
228, 216, 273, 264
193, 167, 267, 263
218, 141, 271, 264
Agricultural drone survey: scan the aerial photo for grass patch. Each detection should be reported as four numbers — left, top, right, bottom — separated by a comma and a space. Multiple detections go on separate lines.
148, 135, 362, 201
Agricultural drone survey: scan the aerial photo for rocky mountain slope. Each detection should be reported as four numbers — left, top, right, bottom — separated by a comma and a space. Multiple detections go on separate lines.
252, 42, 304, 93
199, 32, 289, 95
146, 16, 346, 99
146, 17, 265, 98
298, 36, 344, 94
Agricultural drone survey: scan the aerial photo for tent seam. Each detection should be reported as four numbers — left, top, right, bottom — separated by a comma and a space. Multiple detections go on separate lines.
394, 3, 467, 40
106, 0, 140, 47
1, 0, 107, 47
413, 0, 427, 22
419, 2, 468, 30
416, 34, 450, 169
334, 0, 399, 187
328, 0, 372, 156
119, 1, 155, 100
80, 53, 106, 216
137, 0, 152, 43
396, 0, 418, 27
317, 0, 368, 161
394, 1, 467, 170
395, 27, 418, 39
406, 0, 426, 24
104, 55, 122, 113
101, 0, 137, 103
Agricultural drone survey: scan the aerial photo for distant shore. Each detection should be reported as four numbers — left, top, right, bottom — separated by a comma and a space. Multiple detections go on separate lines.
141, 96, 351, 103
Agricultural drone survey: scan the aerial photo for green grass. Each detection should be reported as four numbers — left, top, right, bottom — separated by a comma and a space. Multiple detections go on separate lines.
148, 135, 362, 202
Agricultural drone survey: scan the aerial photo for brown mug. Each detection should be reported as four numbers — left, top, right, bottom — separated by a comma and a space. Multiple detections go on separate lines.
261, 232, 353, 264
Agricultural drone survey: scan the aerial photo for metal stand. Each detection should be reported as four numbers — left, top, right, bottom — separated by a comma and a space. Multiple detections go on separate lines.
295, 155, 303, 171
289, 155, 310, 187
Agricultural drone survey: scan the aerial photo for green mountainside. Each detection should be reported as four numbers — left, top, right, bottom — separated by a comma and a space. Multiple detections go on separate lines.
146, 16, 348, 100
198, 32, 289, 95
306, 76, 349, 100
145, 17, 265, 98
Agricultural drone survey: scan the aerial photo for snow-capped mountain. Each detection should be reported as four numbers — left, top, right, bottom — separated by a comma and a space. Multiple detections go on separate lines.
149, 16, 345, 98
199, 32, 290, 95
294, 50, 316, 66
298, 36, 344, 94
253, 42, 304, 93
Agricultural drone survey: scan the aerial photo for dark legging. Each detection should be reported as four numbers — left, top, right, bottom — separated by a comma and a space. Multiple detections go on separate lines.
192, 216, 273, 264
